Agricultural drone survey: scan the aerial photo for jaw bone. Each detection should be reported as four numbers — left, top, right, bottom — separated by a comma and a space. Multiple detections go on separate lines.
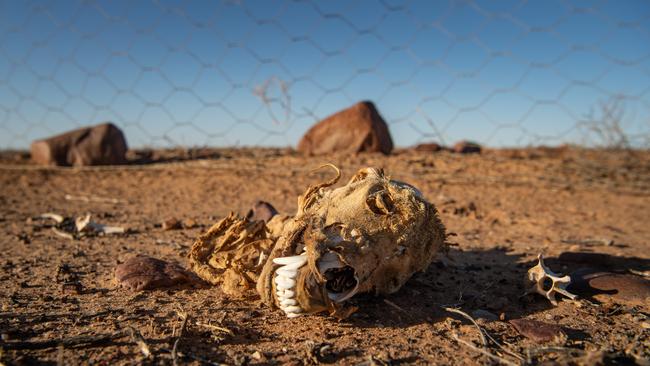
272, 251, 360, 318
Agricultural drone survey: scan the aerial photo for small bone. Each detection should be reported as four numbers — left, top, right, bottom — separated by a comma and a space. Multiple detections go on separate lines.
40, 213, 64, 224
75, 214, 125, 234
526, 254, 577, 306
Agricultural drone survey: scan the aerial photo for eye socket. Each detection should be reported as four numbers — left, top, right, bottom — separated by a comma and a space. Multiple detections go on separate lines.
365, 190, 395, 215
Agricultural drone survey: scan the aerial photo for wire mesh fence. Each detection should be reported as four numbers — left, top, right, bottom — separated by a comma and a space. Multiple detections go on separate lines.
0, 0, 649, 150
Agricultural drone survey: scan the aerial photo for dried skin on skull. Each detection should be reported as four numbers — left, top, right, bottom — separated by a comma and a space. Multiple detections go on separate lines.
189, 166, 447, 318
188, 213, 275, 297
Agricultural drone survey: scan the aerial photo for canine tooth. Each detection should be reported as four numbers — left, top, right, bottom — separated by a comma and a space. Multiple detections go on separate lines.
280, 298, 297, 306
318, 252, 344, 272
281, 261, 307, 271
274, 276, 296, 288
286, 312, 301, 318
273, 255, 306, 266
283, 305, 302, 313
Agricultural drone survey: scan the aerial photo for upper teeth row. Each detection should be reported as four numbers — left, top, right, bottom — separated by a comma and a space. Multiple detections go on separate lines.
273, 254, 307, 318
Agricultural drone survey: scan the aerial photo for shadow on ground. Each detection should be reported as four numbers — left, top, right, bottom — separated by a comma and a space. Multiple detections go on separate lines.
345, 248, 649, 329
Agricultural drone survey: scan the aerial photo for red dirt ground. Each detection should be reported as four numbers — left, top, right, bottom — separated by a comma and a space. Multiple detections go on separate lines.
0, 147, 648, 365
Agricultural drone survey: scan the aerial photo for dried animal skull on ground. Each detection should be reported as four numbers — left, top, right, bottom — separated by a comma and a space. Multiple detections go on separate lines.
189, 165, 447, 317
526, 254, 577, 305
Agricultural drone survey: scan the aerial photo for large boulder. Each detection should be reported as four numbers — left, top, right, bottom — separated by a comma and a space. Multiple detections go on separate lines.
297, 101, 393, 155
453, 140, 482, 154
30, 123, 128, 166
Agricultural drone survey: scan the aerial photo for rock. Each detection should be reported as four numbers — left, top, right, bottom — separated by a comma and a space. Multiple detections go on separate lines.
30, 123, 128, 166
246, 201, 278, 223
414, 143, 444, 152
162, 218, 183, 230
182, 218, 198, 229
297, 101, 393, 155
453, 141, 481, 154
569, 269, 650, 307
509, 318, 565, 343
114, 256, 199, 291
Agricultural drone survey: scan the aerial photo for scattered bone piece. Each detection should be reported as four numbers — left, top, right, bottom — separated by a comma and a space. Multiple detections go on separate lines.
41, 212, 126, 238
75, 214, 92, 232
526, 254, 577, 305
40, 213, 64, 224
76, 214, 126, 234
64, 194, 122, 204
95, 224, 126, 234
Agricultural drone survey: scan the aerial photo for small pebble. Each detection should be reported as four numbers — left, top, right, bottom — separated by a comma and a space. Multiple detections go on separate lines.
162, 218, 182, 230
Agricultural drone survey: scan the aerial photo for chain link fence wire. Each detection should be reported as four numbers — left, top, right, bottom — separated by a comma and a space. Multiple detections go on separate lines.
0, 0, 649, 150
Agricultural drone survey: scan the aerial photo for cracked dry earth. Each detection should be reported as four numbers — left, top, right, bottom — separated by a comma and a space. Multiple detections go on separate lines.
0, 147, 649, 365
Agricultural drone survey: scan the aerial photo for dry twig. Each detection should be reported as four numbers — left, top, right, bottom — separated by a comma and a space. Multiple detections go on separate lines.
451, 333, 519, 366
442, 307, 487, 347
172, 310, 189, 366
161, 347, 227, 366
384, 299, 407, 314
443, 307, 524, 363
194, 321, 234, 336
127, 327, 151, 358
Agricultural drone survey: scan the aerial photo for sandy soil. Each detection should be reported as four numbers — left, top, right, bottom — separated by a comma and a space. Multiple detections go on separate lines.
0, 147, 648, 365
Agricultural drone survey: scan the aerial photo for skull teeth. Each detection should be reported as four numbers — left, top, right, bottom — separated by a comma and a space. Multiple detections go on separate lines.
273, 254, 307, 318
276, 267, 298, 278
273, 255, 307, 266
274, 275, 296, 289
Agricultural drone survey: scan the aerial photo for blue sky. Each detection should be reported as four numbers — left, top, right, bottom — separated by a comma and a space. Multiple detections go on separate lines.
0, 0, 649, 148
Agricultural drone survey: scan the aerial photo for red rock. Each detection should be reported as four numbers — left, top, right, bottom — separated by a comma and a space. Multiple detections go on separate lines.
246, 201, 278, 223
570, 270, 650, 307
509, 319, 565, 343
414, 143, 444, 152
162, 218, 182, 230
114, 256, 199, 291
30, 123, 127, 166
453, 141, 481, 154
297, 101, 393, 155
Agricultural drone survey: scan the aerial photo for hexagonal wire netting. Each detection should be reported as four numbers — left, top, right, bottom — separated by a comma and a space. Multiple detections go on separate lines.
0, 0, 649, 150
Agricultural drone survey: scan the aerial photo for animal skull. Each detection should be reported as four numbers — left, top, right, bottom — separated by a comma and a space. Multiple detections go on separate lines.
256, 166, 447, 318
189, 165, 447, 318
526, 254, 577, 305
